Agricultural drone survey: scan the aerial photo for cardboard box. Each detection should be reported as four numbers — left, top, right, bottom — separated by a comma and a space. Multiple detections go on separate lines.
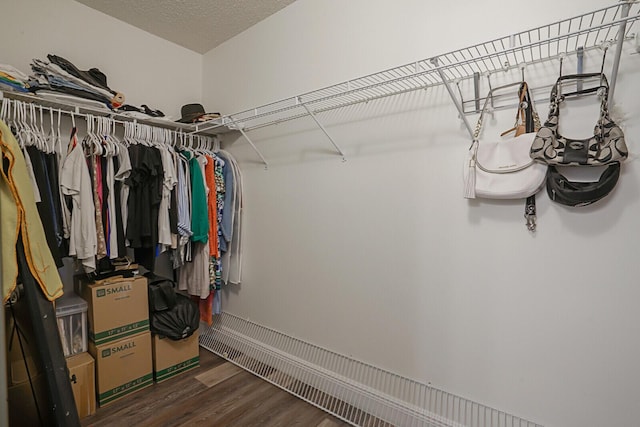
89, 332, 153, 407
5, 299, 43, 386
79, 275, 149, 345
152, 330, 200, 383
8, 373, 52, 426
66, 352, 96, 418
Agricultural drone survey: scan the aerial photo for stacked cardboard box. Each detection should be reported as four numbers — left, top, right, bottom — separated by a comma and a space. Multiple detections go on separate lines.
79, 275, 152, 407
152, 329, 200, 383
66, 352, 96, 418
5, 301, 52, 426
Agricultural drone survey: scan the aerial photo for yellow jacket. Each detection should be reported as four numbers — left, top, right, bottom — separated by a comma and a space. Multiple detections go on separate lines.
1, 119, 63, 302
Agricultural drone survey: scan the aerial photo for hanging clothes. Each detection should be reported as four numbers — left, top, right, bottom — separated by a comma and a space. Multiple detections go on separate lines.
61, 128, 97, 273
157, 145, 177, 252
0, 119, 63, 302
178, 153, 210, 299
175, 152, 192, 267
110, 153, 126, 259
25, 145, 64, 267
87, 148, 107, 260
182, 150, 208, 243
218, 155, 232, 254
219, 150, 243, 285
168, 153, 179, 251
22, 147, 42, 203
178, 242, 210, 299
126, 144, 163, 272
115, 146, 131, 254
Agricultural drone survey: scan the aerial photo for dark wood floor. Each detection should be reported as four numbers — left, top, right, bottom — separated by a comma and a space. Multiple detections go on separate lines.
81, 347, 352, 427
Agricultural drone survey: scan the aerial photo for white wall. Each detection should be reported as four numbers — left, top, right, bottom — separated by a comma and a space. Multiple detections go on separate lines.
1, 0, 202, 118
203, 1, 640, 426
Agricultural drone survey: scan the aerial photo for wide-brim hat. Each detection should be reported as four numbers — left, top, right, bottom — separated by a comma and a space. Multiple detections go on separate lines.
177, 103, 220, 123
177, 103, 205, 123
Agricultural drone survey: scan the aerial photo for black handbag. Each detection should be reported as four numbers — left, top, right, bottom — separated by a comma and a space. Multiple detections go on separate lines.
546, 163, 620, 207
146, 273, 177, 312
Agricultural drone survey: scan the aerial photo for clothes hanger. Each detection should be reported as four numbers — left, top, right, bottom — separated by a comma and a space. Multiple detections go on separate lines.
56, 109, 62, 155
27, 104, 42, 149
47, 107, 55, 154
86, 115, 103, 156
37, 105, 52, 153
108, 118, 121, 155
0, 97, 9, 123
99, 117, 114, 156
18, 102, 34, 149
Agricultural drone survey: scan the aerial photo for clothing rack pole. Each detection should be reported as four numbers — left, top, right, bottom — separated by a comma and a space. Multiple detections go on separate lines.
298, 98, 346, 162
430, 57, 475, 140
609, 0, 632, 103
0, 94, 198, 145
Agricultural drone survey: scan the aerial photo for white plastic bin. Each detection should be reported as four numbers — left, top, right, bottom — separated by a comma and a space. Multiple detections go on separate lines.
55, 294, 88, 357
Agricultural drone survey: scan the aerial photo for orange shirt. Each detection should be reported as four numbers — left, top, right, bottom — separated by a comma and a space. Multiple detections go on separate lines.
204, 155, 219, 257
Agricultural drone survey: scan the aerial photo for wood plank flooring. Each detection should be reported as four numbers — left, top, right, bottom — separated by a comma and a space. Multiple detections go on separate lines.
81, 347, 352, 427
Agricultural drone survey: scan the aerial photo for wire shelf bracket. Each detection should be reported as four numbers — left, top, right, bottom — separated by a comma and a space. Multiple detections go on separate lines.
298, 97, 347, 162
431, 57, 475, 140
228, 116, 269, 169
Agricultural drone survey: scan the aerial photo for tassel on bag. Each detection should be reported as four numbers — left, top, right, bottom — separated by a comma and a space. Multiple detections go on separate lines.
463, 141, 478, 199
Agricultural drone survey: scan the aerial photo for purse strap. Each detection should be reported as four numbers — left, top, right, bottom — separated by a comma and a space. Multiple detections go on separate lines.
548, 73, 610, 120
472, 81, 539, 143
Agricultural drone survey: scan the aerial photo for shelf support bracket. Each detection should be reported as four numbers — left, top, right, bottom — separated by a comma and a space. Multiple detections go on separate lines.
228, 117, 269, 170
430, 57, 475, 139
609, 0, 631, 104
299, 97, 346, 162
473, 72, 481, 113
576, 47, 584, 92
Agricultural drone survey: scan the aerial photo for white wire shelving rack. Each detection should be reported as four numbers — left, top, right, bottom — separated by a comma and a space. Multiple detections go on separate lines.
0, 90, 234, 137
196, 1, 640, 168
200, 312, 545, 427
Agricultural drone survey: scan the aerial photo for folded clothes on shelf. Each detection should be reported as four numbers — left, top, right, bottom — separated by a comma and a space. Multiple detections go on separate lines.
0, 64, 30, 92
29, 55, 125, 109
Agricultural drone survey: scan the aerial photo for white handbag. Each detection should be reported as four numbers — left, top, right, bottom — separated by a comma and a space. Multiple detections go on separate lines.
463, 81, 547, 200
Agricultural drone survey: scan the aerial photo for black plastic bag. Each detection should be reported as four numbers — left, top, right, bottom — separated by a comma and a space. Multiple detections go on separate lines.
150, 293, 199, 340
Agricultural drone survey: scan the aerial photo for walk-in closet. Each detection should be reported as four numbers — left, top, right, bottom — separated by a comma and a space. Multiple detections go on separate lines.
2, 1, 639, 426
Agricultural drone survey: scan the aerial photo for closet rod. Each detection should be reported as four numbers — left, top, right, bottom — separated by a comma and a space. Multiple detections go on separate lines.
0, 97, 219, 151
0, 90, 234, 137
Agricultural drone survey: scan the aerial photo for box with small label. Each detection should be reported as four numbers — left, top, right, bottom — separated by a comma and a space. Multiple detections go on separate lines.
89, 332, 152, 407
79, 275, 149, 345
152, 330, 200, 383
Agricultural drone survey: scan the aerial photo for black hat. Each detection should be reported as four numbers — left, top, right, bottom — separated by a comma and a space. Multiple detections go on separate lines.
177, 103, 221, 123
178, 103, 206, 123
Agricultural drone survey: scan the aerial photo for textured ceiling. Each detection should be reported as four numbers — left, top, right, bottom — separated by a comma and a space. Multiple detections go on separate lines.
75, 0, 297, 54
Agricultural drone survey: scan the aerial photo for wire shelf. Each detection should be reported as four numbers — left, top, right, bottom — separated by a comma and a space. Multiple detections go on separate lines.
0, 90, 234, 136
199, 2, 639, 134
200, 312, 544, 427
